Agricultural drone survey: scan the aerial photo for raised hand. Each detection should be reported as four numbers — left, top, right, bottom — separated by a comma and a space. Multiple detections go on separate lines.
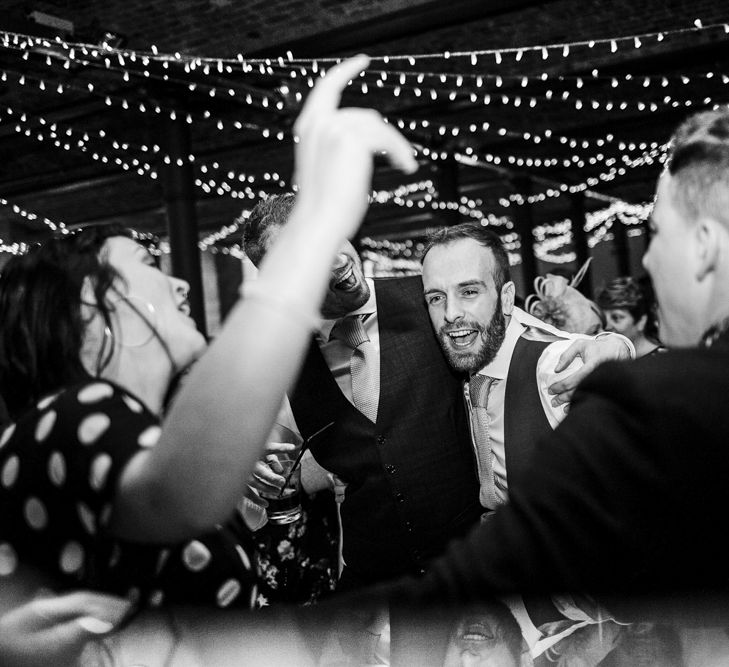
549, 335, 633, 405
293, 54, 418, 240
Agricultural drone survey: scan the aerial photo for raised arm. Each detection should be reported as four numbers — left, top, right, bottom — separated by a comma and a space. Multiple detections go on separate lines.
114, 55, 417, 541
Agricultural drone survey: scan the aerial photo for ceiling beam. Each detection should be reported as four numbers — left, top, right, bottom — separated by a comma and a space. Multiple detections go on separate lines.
250, 0, 557, 57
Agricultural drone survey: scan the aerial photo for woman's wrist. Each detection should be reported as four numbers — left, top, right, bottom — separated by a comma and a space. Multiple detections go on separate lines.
239, 282, 320, 331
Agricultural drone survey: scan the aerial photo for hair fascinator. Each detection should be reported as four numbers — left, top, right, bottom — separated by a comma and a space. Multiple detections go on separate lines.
525, 259, 605, 334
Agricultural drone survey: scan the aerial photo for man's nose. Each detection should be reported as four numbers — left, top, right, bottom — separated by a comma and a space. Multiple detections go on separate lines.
444, 298, 464, 323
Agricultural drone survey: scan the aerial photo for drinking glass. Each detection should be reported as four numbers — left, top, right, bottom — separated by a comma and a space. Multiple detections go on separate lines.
260, 423, 303, 524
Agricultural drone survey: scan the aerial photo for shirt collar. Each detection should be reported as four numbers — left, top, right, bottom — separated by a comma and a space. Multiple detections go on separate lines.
512, 305, 571, 337
474, 306, 577, 379
318, 277, 377, 342
476, 309, 526, 380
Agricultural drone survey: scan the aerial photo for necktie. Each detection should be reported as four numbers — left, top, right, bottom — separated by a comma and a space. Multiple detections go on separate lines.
468, 374, 500, 510
330, 316, 379, 422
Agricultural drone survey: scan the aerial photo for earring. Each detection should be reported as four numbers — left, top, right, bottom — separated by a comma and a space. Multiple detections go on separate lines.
102, 325, 115, 351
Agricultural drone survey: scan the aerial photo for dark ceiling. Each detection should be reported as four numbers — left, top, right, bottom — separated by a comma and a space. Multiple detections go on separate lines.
1, 0, 728, 264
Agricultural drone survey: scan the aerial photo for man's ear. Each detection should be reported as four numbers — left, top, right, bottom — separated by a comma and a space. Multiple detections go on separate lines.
695, 217, 720, 282
636, 313, 648, 333
501, 281, 516, 315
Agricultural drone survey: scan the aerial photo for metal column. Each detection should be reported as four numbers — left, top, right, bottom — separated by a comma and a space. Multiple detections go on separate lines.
612, 216, 631, 277
569, 192, 592, 295
433, 156, 460, 226
512, 176, 538, 291
160, 116, 207, 337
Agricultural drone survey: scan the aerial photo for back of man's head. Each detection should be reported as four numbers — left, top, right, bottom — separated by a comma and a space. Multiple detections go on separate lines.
666, 109, 729, 230
239, 193, 296, 267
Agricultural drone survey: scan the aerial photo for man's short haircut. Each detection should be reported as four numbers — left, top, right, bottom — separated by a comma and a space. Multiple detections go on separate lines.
596, 276, 650, 322
422, 222, 511, 293
666, 109, 729, 229
239, 193, 296, 267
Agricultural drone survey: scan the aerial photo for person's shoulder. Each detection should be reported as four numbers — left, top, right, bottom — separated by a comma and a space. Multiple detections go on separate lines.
373, 274, 423, 292
25, 380, 153, 441
577, 346, 726, 409
373, 274, 427, 316
47, 378, 139, 409
0, 379, 143, 451
532, 336, 582, 378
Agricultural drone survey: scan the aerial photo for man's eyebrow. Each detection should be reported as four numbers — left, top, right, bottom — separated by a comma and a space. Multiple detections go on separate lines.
423, 280, 486, 296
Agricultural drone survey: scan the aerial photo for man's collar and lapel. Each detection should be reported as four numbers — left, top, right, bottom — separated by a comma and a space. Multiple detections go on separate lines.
474, 310, 526, 380
473, 306, 573, 380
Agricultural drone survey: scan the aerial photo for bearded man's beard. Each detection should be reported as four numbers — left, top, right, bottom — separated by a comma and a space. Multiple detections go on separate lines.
438, 301, 507, 374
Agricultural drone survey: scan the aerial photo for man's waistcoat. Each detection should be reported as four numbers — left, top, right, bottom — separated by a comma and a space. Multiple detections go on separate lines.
289, 275, 481, 584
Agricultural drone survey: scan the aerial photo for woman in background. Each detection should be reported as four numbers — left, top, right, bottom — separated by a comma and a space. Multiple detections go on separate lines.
596, 276, 662, 357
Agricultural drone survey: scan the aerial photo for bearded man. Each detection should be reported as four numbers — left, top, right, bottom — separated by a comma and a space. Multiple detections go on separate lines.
421, 223, 627, 515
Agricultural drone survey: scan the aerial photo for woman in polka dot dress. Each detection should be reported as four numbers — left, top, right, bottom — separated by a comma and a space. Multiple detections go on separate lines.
0, 227, 268, 611
0, 54, 417, 659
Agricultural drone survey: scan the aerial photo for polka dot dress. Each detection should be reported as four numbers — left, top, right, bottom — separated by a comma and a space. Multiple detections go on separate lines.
0, 380, 259, 609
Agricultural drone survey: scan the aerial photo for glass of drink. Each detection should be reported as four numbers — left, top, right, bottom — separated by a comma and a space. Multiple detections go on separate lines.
260, 423, 303, 524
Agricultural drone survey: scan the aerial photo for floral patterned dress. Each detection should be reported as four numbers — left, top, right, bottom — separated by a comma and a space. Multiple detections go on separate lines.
249, 489, 339, 607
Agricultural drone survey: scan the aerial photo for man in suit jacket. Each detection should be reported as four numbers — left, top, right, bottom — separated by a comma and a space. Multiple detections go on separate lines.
381, 108, 729, 602
240, 195, 631, 588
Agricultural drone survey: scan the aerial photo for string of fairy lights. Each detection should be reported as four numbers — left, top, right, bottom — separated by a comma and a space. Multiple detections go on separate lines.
0, 183, 652, 266
314, 67, 725, 115
360, 198, 653, 272
0, 102, 289, 204
1, 19, 726, 263
2, 57, 690, 166
4, 17, 724, 67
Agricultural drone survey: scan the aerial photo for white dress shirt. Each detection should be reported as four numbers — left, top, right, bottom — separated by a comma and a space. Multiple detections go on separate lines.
316, 278, 379, 406
465, 307, 612, 506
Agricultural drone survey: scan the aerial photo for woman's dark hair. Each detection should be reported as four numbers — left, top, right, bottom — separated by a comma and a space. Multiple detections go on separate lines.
596, 275, 660, 343
0, 224, 133, 419
595, 276, 650, 322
